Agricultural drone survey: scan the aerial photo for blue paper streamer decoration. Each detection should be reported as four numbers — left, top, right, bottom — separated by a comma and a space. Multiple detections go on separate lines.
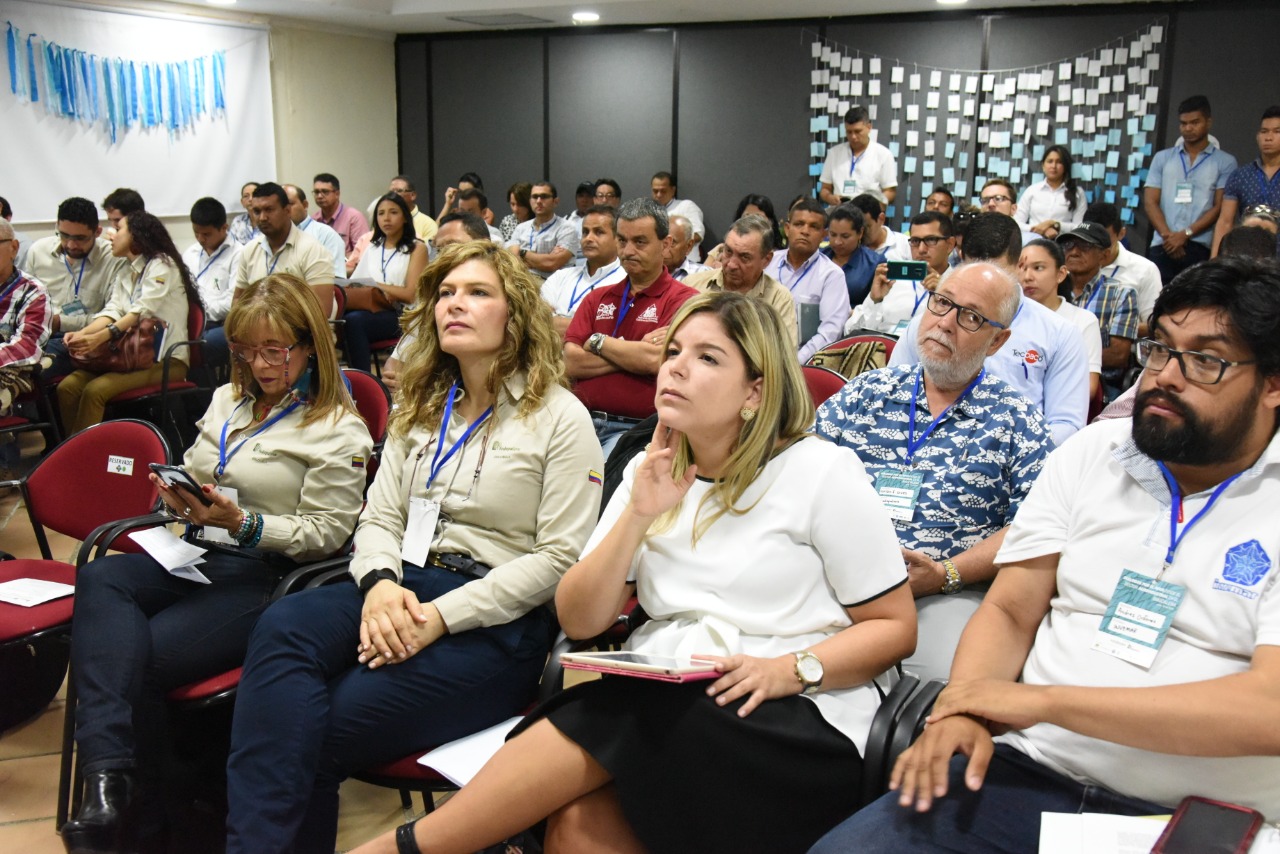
4, 19, 227, 141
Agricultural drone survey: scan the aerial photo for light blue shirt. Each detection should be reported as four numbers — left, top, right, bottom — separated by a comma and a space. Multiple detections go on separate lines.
1146, 140, 1238, 248
296, 216, 347, 278
889, 295, 1088, 445
770, 249, 850, 363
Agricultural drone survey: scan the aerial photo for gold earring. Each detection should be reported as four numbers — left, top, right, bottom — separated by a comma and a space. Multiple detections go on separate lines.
740, 407, 756, 422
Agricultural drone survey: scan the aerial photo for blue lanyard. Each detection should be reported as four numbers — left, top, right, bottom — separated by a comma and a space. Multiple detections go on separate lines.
195, 245, 228, 283
569, 262, 617, 313
427, 382, 494, 490
63, 254, 87, 296
778, 254, 819, 292
848, 151, 862, 178
1178, 148, 1209, 179
0, 270, 22, 304
610, 283, 635, 337
379, 245, 396, 283
265, 243, 285, 277
905, 367, 984, 464
217, 397, 303, 479
1156, 463, 1243, 573
1083, 274, 1108, 314
910, 281, 928, 315
527, 219, 555, 250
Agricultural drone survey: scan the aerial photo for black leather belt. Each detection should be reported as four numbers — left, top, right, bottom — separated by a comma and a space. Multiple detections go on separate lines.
426, 551, 491, 580
588, 410, 644, 425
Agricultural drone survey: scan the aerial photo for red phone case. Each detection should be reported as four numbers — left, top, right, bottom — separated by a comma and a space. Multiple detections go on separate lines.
1149, 795, 1264, 854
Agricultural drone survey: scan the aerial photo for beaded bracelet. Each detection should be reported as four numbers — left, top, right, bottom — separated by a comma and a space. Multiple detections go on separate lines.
234, 511, 264, 548
232, 510, 254, 542
245, 513, 265, 548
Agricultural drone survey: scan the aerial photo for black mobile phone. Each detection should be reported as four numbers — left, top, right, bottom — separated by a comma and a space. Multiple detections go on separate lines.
886, 260, 928, 281
1149, 796, 1264, 854
148, 463, 214, 506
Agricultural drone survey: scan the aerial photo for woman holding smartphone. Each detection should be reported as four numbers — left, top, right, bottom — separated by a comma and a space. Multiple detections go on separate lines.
224, 241, 604, 854
353, 291, 916, 854
61, 273, 371, 852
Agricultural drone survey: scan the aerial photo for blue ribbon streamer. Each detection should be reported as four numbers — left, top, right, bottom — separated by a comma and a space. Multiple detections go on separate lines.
6, 23, 17, 96
26, 34, 37, 102
212, 51, 225, 110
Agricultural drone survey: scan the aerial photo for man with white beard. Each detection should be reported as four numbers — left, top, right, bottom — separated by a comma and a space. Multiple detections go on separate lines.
815, 262, 1053, 681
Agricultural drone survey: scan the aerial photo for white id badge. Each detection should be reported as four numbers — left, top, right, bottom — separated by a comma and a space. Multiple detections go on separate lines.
1173, 182, 1194, 204
401, 497, 440, 567
1090, 568, 1186, 669
202, 486, 239, 545
874, 469, 924, 522
890, 319, 911, 337
62, 298, 88, 316
842, 178, 861, 197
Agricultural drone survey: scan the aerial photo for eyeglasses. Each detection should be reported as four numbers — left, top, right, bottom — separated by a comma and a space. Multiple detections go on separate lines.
907, 235, 949, 248
230, 343, 298, 367
926, 292, 1007, 332
1135, 338, 1255, 385
57, 232, 95, 244
530, 193, 554, 201
313, 188, 335, 197
594, 192, 618, 200
981, 194, 1012, 205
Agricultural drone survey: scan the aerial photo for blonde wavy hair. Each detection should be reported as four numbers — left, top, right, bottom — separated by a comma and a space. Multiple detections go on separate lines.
392, 241, 566, 435
224, 273, 357, 425
652, 291, 816, 544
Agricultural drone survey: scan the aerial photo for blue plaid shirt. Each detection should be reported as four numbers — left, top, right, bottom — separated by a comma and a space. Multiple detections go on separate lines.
815, 365, 1053, 562
1068, 271, 1138, 348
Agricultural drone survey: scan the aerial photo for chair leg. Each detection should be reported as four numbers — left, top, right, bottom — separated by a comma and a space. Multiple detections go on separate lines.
398, 788, 412, 812
421, 792, 436, 814
56, 664, 78, 829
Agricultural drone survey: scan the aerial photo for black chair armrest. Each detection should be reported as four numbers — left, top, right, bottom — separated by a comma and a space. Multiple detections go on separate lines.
887, 678, 948, 770
77, 513, 171, 567
859, 671, 920, 807
276, 554, 354, 598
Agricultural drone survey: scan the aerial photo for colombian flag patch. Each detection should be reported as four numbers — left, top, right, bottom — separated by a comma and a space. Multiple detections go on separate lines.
588, 470, 603, 485
352, 456, 366, 469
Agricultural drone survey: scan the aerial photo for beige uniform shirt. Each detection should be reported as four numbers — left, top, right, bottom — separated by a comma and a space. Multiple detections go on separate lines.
96, 255, 192, 365
684, 268, 799, 351
24, 236, 126, 332
185, 383, 372, 562
410, 207, 438, 242
234, 223, 336, 291
351, 374, 603, 633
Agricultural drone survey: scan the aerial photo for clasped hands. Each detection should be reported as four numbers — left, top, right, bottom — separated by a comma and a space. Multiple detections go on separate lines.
888, 678, 1051, 812
357, 580, 446, 669
63, 327, 112, 356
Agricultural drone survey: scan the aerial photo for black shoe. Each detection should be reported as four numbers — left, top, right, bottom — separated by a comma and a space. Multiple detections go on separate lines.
61, 770, 137, 854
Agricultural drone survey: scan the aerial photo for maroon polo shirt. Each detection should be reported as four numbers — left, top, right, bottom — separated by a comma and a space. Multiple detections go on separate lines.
565, 270, 698, 418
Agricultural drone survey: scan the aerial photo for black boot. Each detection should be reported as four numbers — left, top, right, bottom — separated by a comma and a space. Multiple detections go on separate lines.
61, 770, 137, 854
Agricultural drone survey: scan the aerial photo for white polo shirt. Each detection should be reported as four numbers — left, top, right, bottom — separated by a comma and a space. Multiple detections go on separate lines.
507, 215, 580, 279
994, 418, 1280, 815
540, 259, 625, 319
847, 277, 930, 336
182, 239, 241, 323
867, 228, 912, 263
1054, 299, 1103, 375
1103, 243, 1162, 325
820, 140, 899, 204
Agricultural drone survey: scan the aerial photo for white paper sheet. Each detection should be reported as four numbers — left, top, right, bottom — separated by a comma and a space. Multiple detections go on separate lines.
0, 578, 75, 607
418, 716, 524, 787
129, 527, 210, 583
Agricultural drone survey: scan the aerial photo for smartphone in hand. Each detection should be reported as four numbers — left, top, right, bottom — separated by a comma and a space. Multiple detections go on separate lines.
148, 463, 214, 506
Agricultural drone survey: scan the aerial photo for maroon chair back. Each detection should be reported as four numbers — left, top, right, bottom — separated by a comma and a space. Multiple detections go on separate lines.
801, 365, 849, 407
185, 300, 207, 372
342, 368, 391, 447
22, 420, 170, 557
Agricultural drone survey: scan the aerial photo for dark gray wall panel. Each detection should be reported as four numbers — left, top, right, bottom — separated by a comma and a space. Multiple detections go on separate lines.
986, 12, 1163, 72
547, 30, 674, 210
396, 40, 429, 186
678, 25, 813, 246
429, 36, 545, 216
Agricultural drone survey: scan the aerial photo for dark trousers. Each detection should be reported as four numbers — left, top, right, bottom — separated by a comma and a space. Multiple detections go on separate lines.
203, 323, 229, 383
342, 309, 401, 373
71, 551, 285, 776
1147, 240, 1210, 285
808, 744, 1169, 854
224, 565, 554, 854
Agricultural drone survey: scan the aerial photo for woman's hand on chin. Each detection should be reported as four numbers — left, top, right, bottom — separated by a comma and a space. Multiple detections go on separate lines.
629, 420, 697, 520
358, 582, 444, 668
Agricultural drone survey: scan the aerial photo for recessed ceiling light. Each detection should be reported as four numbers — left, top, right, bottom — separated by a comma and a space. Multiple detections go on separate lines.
572, 11, 601, 24
937, 0, 968, 5
207, 0, 237, 6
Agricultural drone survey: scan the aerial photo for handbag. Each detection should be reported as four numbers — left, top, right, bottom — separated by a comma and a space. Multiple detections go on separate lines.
69, 316, 166, 373
342, 283, 395, 313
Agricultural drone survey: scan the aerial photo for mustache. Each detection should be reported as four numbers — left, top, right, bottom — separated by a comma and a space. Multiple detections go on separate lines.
1136, 387, 1189, 418
920, 329, 955, 354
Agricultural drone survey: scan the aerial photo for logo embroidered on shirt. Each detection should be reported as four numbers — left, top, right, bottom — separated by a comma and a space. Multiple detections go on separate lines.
595, 303, 617, 321
637, 304, 660, 323
1212, 540, 1271, 601
1023, 349, 1041, 365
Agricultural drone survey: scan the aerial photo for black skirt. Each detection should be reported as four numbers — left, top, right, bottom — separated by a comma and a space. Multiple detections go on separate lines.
513, 676, 863, 854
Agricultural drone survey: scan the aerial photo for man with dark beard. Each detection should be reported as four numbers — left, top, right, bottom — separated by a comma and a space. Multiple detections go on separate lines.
812, 256, 1280, 854
815, 262, 1053, 681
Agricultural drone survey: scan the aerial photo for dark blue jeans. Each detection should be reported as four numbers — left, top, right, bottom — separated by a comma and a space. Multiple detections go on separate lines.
342, 308, 401, 373
1147, 240, 1210, 286
224, 564, 554, 854
71, 550, 285, 776
808, 744, 1169, 854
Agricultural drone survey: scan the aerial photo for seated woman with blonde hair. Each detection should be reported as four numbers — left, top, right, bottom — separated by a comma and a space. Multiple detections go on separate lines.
353, 290, 916, 854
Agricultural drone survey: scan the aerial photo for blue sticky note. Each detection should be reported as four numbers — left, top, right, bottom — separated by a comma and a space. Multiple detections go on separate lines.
922, 161, 936, 178
978, 152, 987, 169
920, 182, 933, 196
1127, 118, 1139, 135
1070, 139, 1084, 156
1055, 128, 1069, 145
1011, 142, 1024, 160
810, 117, 827, 133
808, 163, 823, 176
1139, 167, 1149, 180
958, 152, 969, 169
1106, 151, 1119, 168
1129, 175, 1142, 189
827, 127, 839, 143
1079, 164, 1093, 181
1142, 115, 1156, 131
1095, 134, 1108, 149
1108, 129, 1122, 146
1141, 145, 1152, 157
1134, 133, 1147, 148
945, 141, 956, 159
1122, 207, 1135, 224
992, 160, 1010, 178
1106, 171, 1119, 184
1105, 190, 1117, 203
1032, 144, 1045, 162
904, 156, 918, 174
886, 206, 897, 220
810, 142, 826, 157
943, 167, 956, 184
1082, 142, 1095, 159
889, 141, 901, 158
900, 206, 912, 218
954, 180, 968, 198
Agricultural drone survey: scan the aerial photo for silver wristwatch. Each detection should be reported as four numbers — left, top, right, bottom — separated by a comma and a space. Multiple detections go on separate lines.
793, 650, 824, 695
586, 332, 605, 355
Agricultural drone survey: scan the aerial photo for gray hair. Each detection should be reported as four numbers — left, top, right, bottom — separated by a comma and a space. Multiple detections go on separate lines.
669, 214, 693, 243
617, 198, 669, 239
730, 214, 775, 255
0, 220, 13, 241
950, 260, 1020, 325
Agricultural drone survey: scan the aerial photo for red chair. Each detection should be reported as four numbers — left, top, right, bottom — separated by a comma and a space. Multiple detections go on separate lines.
807, 332, 897, 381
368, 335, 401, 378
105, 300, 208, 451
802, 365, 848, 406
0, 373, 63, 454
0, 420, 168, 764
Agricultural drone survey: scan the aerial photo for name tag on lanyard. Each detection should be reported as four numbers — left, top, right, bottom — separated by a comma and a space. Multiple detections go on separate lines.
401, 497, 440, 566
1173, 182, 1194, 204
1091, 568, 1185, 669
201, 486, 240, 546
874, 468, 924, 522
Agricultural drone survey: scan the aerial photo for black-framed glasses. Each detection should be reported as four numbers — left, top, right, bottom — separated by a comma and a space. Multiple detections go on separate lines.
926, 292, 1006, 332
230, 343, 298, 367
57, 231, 95, 244
907, 235, 949, 248
981, 194, 1013, 205
594, 192, 618, 200
530, 193, 555, 201
1135, 338, 1256, 385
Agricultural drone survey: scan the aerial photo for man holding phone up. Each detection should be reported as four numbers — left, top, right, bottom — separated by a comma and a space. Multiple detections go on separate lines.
847, 211, 954, 336
812, 257, 1280, 853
